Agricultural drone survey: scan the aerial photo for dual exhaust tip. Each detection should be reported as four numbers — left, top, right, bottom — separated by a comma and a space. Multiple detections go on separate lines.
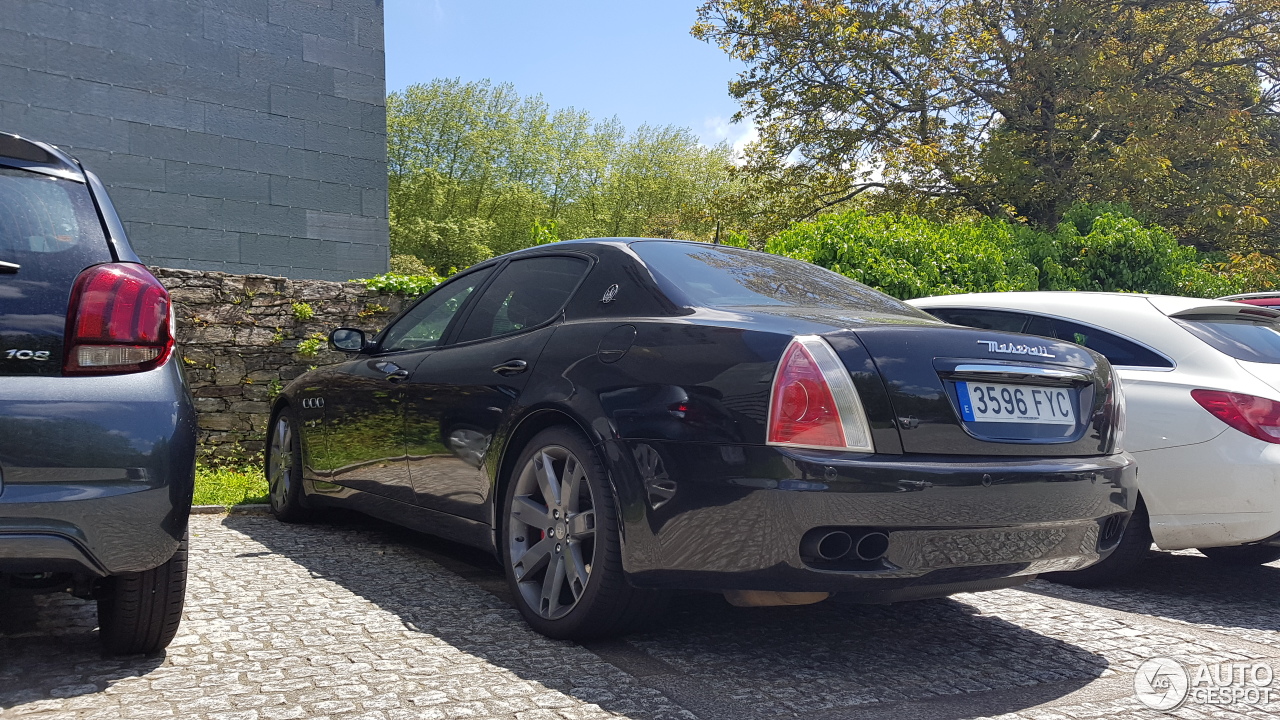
802, 529, 890, 563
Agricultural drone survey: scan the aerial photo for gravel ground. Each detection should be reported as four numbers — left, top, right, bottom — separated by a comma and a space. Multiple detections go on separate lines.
2, 512, 1279, 720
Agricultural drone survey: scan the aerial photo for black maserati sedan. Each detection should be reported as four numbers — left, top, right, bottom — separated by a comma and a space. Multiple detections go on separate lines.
267, 239, 1136, 639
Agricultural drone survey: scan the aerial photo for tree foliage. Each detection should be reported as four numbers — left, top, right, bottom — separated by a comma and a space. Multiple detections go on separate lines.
766, 204, 1245, 299
388, 79, 739, 270
694, 0, 1280, 250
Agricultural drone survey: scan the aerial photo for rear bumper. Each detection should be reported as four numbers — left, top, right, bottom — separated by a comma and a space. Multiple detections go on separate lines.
1136, 430, 1280, 550
608, 440, 1136, 596
0, 361, 196, 575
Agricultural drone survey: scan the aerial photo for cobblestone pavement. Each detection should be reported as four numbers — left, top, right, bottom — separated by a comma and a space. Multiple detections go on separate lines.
3, 512, 1280, 720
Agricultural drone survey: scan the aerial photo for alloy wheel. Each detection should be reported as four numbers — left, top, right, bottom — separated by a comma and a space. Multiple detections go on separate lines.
268, 415, 294, 511
507, 445, 597, 620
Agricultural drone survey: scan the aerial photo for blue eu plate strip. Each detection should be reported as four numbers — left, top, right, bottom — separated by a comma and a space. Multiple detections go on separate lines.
957, 381, 976, 421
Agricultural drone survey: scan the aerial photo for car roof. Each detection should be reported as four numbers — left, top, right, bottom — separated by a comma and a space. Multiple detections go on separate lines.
505, 237, 782, 264
907, 291, 1250, 318
0, 132, 85, 182
1218, 291, 1280, 300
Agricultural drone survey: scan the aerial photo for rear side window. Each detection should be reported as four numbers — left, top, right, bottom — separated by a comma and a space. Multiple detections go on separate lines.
927, 308, 1028, 333
1049, 318, 1173, 368
1176, 316, 1280, 364
631, 241, 933, 318
455, 256, 589, 343
928, 306, 1173, 368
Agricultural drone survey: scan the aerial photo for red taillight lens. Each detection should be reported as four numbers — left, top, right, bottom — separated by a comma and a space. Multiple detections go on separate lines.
64, 263, 173, 375
767, 336, 875, 452
1191, 389, 1280, 444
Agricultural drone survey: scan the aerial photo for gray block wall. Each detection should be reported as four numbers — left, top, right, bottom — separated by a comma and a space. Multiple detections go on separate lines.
0, 0, 389, 280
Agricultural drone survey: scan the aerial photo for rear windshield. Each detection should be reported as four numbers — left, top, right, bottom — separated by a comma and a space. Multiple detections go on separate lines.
1176, 315, 1280, 364
630, 241, 930, 317
0, 167, 109, 271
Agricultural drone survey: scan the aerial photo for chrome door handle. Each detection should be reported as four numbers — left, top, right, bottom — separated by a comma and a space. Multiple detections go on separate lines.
374, 360, 409, 382
492, 359, 529, 376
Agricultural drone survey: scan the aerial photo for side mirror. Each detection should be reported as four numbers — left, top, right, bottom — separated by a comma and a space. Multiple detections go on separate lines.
329, 327, 368, 353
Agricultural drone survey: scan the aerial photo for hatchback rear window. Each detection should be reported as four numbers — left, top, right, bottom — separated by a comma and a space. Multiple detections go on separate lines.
630, 241, 931, 317
0, 167, 109, 269
1176, 315, 1280, 364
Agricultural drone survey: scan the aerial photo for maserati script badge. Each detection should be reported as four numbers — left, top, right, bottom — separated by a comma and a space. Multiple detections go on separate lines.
977, 340, 1056, 358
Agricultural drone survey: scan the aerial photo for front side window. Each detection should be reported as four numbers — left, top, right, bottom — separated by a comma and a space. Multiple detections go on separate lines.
1176, 315, 1280, 364
380, 267, 494, 352
454, 256, 589, 343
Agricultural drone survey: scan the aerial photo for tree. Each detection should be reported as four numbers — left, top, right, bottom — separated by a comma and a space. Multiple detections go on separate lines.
388, 79, 738, 270
693, 0, 1280, 249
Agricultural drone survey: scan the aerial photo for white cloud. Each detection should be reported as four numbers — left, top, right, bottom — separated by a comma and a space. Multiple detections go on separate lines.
702, 116, 758, 162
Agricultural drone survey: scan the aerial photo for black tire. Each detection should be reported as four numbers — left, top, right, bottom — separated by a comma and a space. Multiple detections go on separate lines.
500, 426, 667, 640
1198, 544, 1280, 566
98, 529, 188, 656
1043, 500, 1153, 588
266, 406, 312, 523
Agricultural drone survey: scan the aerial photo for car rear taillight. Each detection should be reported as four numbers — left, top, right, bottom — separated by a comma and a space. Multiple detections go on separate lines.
1191, 389, 1280, 444
1102, 375, 1126, 453
64, 263, 173, 375
767, 336, 875, 452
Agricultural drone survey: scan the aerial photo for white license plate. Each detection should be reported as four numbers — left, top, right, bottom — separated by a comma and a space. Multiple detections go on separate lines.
957, 381, 1076, 425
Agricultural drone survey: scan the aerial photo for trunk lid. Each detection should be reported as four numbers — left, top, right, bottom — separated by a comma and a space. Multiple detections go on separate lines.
833, 325, 1119, 457
0, 167, 112, 377
1235, 361, 1280, 397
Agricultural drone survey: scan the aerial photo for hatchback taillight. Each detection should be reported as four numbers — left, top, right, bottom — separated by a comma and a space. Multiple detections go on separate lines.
64, 263, 173, 375
767, 336, 875, 452
1191, 389, 1280, 444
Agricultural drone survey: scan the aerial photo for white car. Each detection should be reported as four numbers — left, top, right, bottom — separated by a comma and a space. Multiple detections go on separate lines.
908, 292, 1280, 584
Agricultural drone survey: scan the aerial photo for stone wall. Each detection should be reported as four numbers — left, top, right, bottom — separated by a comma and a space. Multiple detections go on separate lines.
155, 267, 410, 462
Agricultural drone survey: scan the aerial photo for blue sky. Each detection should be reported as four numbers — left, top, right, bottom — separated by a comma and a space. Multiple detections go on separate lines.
383, 0, 755, 150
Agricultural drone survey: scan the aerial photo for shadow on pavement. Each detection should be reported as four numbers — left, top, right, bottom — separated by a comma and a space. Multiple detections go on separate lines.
1026, 548, 1280, 638
0, 590, 165, 710
230, 510, 1110, 720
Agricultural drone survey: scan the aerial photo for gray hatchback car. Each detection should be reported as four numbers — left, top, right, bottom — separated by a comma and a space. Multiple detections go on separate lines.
0, 132, 196, 655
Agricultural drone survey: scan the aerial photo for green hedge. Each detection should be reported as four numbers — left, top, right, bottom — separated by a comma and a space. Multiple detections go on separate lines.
765, 206, 1250, 299
767, 212, 1038, 299
360, 205, 1261, 302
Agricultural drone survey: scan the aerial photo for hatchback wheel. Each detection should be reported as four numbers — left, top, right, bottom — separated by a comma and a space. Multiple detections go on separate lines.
501, 427, 665, 639
267, 408, 311, 523
1198, 544, 1280, 566
98, 528, 188, 656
